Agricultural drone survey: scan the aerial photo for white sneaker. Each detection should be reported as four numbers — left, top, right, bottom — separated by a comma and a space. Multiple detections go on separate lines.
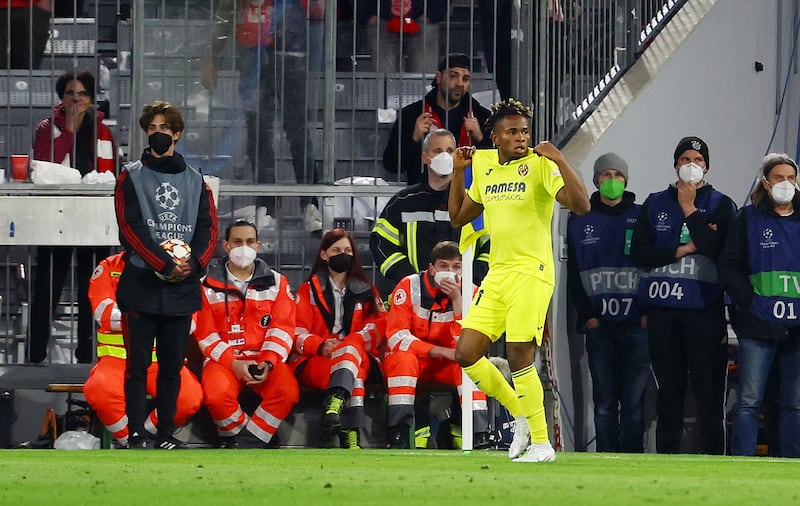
508, 415, 530, 459
512, 442, 556, 463
304, 204, 322, 232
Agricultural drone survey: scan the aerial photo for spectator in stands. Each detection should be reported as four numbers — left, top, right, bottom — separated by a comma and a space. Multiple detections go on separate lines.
630, 136, 736, 455
477, 0, 511, 100
383, 53, 492, 185
719, 153, 800, 458
202, 0, 322, 233
114, 101, 218, 449
479, 0, 581, 137
383, 240, 489, 449
29, 70, 116, 364
0, 0, 51, 69
358, 0, 446, 73
305, 0, 325, 71
371, 128, 489, 297
292, 228, 386, 449
567, 153, 649, 453
83, 252, 203, 448
194, 220, 299, 448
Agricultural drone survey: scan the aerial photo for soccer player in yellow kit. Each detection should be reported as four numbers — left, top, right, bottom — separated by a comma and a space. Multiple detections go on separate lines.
449, 99, 590, 462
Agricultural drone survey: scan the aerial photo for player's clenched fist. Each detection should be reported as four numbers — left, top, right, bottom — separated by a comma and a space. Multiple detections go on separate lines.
453, 146, 476, 171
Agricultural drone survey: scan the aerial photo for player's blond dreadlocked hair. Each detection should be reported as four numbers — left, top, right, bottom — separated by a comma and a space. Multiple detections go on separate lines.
484, 98, 533, 133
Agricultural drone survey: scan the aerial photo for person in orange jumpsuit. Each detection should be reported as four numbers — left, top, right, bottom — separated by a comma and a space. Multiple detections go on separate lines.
194, 220, 299, 448
383, 240, 489, 448
83, 252, 203, 447
293, 228, 386, 449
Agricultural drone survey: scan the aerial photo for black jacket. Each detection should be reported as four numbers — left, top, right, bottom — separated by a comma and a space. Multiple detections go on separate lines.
370, 178, 489, 289
631, 183, 736, 268
115, 150, 219, 316
382, 88, 491, 185
718, 200, 800, 341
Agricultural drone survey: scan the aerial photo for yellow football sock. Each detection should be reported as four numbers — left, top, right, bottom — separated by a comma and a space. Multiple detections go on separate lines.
463, 356, 522, 417
512, 365, 549, 443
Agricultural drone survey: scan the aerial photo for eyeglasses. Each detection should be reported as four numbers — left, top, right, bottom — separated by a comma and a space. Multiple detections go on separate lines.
64, 90, 91, 99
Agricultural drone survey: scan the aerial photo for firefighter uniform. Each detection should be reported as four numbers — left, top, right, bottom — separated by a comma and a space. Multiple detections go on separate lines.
194, 257, 299, 446
384, 272, 488, 435
370, 179, 490, 296
83, 253, 203, 445
292, 271, 386, 430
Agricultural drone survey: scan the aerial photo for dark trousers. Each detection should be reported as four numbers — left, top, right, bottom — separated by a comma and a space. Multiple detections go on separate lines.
123, 310, 191, 439
237, 46, 319, 211
0, 6, 50, 69
29, 246, 110, 363
648, 306, 728, 454
586, 321, 651, 452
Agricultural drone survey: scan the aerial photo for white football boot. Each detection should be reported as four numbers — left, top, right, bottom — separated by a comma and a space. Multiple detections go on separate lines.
508, 415, 531, 459
512, 441, 556, 463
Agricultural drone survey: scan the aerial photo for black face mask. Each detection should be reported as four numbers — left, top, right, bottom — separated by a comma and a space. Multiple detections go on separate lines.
328, 253, 354, 273
148, 132, 174, 155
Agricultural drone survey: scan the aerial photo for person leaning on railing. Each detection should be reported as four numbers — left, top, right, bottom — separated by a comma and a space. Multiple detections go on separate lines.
28, 70, 116, 364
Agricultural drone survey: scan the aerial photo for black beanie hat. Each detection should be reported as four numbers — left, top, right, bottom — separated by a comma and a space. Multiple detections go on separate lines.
673, 136, 709, 168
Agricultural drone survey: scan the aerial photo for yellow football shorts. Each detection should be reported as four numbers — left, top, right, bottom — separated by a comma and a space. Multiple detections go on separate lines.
461, 270, 553, 345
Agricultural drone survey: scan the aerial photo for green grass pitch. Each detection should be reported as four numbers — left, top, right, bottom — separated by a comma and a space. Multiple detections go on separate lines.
0, 449, 797, 505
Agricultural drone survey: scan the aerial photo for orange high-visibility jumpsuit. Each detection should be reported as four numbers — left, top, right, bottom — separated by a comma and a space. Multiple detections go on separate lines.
383, 272, 488, 431
83, 253, 203, 444
292, 272, 386, 428
194, 258, 299, 444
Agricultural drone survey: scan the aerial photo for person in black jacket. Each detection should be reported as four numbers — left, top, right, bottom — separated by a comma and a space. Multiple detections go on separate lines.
719, 153, 800, 458
114, 101, 219, 449
372, 128, 489, 297
382, 53, 492, 185
630, 136, 736, 455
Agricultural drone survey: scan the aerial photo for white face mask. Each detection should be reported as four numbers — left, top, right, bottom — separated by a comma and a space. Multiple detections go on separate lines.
229, 245, 257, 269
767, 179, 798, 205
429, 152, 454, 176
678, 162, 705, 184
434, 270, 457, 287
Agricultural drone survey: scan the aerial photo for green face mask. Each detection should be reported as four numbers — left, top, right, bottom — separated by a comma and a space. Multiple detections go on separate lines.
599, 179, 625, 200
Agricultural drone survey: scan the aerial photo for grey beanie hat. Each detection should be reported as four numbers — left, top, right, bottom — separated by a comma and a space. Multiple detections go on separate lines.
593, 152, 629, 187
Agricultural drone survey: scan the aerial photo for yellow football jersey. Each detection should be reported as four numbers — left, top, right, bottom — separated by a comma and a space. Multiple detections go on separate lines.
466, 148, 565, 284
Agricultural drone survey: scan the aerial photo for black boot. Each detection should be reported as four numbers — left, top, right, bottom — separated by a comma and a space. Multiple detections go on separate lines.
322, 387, 349, 436
338, 428, 361, 449
388, 424, 410, 449
474, 431, 492, 449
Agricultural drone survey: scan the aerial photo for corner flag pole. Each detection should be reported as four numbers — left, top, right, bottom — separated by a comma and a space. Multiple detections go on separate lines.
460, 244, 475, 451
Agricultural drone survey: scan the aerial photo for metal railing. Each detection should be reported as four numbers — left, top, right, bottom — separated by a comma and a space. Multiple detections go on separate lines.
0, 0, 690, 365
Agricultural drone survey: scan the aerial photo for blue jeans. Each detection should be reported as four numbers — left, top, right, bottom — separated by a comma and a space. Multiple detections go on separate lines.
586, 322, 651, 452
731, 336, 800, 457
